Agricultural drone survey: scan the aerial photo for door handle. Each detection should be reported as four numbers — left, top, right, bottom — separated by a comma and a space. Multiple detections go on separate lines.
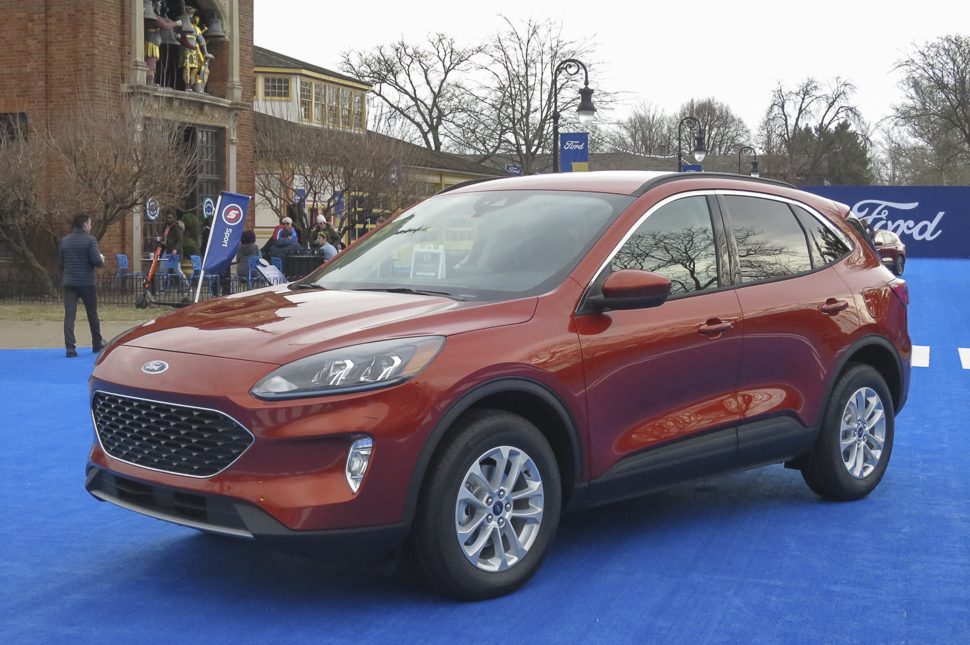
820, 298, 849, 315
698, 319, 734, 335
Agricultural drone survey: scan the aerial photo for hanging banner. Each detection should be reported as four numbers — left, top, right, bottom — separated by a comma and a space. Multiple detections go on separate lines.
200, 191, 252, 274
559, 132, 589, 172
800, 185, 970, 258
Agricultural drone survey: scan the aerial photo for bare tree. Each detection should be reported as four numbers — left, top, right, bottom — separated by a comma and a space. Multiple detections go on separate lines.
255, 113, 422, 244
0, 123, 54, 291
887, 34, 970, 184
601, 103, 674, 156
759, 77, 868, 183
466, 16, 603, 174
677, 98, 751, 157
340, 34, 482, 152
48, 105, 196, 240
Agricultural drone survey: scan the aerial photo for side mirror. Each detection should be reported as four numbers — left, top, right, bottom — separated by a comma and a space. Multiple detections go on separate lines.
587, 270, 672, 312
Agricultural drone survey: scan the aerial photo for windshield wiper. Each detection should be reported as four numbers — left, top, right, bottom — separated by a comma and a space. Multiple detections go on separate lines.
288, 282, 325, 290
356, 287, 465, 301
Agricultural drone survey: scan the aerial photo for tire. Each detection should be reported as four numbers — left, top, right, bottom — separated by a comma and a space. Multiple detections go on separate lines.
801, 364, 894, 501
894, 255, 905, 276
411, 409, 561, 600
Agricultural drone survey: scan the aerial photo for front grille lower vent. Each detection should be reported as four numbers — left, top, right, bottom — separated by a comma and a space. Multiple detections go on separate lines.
93, 392, 254, 477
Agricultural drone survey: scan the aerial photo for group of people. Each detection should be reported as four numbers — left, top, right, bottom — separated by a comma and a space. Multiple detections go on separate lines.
58, 210, 343, 357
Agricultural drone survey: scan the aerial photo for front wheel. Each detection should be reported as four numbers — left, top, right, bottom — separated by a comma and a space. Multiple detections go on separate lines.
801, 364, 894, 501
411, 409, 561, 600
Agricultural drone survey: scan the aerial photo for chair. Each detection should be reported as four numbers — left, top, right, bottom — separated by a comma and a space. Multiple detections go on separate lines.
246, 255, 263, 289
188, 254, 220, 296
270, 256, 285, 278
114, 253, 143, 288
158, 253, 188, 291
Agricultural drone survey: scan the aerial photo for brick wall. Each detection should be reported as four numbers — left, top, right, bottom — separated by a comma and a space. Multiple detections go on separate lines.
2, 0, 256, 267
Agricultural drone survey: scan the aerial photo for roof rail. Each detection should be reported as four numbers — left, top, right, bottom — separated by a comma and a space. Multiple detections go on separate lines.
632, 172, 796, 197
436, 177, 502, 194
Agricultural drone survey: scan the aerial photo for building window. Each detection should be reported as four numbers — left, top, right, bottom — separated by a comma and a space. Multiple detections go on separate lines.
328, 85, 338, 126
263, 76, 290, 99
299, 80, 312, 121
341, 89, 351, 127
313, 83, 324, 123
353, 93, 364, 130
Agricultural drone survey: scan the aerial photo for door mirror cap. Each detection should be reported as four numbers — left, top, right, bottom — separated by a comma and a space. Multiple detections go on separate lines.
587, 270, 672, 312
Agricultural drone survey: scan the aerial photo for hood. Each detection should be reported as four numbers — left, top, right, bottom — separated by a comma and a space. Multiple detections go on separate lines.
117, 287, 538, 365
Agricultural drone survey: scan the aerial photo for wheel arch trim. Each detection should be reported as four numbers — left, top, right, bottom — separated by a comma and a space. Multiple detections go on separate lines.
401, 378, 584, 530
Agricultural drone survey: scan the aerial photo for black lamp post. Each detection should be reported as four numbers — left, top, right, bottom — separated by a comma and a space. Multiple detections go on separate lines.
551, 58, 597, 173
738, 145, 759, 176
677, 116, 707, 172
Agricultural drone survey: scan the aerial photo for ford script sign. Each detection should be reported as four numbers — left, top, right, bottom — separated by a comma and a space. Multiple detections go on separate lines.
801, 186, 970, 258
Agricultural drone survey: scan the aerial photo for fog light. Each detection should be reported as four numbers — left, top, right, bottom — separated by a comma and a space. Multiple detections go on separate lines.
345, 437, 373, 493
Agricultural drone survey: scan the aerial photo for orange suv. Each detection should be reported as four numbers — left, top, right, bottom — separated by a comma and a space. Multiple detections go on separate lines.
86, 171, 910, 599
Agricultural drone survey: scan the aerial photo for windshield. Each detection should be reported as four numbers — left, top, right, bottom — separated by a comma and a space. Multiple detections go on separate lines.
300, 190, 634, 301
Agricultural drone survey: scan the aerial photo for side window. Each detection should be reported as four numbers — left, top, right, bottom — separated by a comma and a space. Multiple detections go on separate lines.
792, 205, 850, 268
612, 196, 719, 295
723, 195, 812, 283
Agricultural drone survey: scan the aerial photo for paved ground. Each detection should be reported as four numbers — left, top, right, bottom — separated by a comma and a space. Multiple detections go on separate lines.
0, 319, 142, 350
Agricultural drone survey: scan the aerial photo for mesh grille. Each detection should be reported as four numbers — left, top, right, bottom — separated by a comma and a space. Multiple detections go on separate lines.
93, 392, 253, 477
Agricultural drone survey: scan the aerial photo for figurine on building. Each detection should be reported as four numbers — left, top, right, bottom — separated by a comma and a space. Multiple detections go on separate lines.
178, 5, 214, 93
144, 1, 181, 85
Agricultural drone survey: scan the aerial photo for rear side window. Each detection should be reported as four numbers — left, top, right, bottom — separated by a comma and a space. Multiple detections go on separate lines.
792, 205, 850, 268
612, 195, 719, 295
722, 195, 812, 283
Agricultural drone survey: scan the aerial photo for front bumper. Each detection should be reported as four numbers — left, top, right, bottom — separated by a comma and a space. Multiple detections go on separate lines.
85, 465, 408, 559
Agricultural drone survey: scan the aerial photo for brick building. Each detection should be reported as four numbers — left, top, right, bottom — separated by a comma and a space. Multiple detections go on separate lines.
0, 0, 254, 273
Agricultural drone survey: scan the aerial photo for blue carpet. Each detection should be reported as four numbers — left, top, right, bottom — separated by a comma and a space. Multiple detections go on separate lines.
1, 260, 968, 643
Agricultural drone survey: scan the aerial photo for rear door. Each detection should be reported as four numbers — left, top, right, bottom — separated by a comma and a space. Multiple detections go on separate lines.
718, 192, 856, 460
576, 193, 743, 483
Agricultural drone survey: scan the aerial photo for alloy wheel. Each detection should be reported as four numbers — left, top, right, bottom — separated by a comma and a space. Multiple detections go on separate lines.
454, 445, 544, 572
839, 387, 887, 479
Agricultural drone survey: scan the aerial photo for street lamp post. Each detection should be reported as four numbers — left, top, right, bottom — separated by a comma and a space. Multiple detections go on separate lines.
738, 145, 759, 176
551, 58, 597, 173
677, 116, 707, 172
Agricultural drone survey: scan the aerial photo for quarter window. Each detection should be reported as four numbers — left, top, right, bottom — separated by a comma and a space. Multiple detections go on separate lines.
723, 195, 812, 283
792, 205, 850, 268
612, 196, 719, 295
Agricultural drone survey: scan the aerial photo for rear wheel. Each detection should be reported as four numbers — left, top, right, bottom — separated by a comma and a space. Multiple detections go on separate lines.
801, 364, 894, 501
411, 409, 561, 600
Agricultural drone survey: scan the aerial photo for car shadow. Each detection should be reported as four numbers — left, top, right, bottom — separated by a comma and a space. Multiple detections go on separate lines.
119, 465, 821, 605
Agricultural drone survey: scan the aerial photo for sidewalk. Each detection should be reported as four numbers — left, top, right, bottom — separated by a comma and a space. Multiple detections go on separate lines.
0, 320, 141, 350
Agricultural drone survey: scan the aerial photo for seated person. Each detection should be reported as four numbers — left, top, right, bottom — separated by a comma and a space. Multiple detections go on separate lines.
235, 230, 260, 282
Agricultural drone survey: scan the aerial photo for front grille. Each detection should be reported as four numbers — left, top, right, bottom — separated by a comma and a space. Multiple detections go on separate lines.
92, 391, 254, 477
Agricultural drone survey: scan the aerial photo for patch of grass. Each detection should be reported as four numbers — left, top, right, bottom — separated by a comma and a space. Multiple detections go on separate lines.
0, 302, 158, 323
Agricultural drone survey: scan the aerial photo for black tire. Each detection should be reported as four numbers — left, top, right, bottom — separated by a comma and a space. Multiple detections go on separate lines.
411, 409, 561, 600
894, 255, 905, 276
801, 364, 894, 501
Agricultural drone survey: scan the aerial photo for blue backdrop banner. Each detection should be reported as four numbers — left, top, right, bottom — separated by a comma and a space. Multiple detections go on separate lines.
801, 185, 970, 258
559, 132, 589, 172
201, 191, 252, 274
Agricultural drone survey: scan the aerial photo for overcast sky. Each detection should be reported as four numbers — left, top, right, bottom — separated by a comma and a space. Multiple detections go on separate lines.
254, 0, 960, 136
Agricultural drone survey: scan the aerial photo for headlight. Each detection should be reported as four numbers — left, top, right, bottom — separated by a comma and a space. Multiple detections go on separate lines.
251, 336, 445, 400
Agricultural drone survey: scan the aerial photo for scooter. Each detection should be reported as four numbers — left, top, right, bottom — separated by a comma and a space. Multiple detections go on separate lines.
135, 242, 192, 309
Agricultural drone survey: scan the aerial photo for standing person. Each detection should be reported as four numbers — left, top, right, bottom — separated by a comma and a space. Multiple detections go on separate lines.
307, 214, 331, 251
59, 213, 105, 358
156, 210, 188, 287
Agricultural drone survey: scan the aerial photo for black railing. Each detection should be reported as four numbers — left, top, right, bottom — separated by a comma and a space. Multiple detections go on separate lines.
0, 256, 328, 305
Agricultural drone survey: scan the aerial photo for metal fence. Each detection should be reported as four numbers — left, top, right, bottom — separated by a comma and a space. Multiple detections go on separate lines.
0, 255, 328, 306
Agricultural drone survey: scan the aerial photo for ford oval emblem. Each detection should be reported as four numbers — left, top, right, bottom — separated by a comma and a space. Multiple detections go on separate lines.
141, 360, 169, 374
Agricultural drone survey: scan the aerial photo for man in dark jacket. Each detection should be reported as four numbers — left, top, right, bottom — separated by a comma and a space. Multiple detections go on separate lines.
59, 213, 105, 357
